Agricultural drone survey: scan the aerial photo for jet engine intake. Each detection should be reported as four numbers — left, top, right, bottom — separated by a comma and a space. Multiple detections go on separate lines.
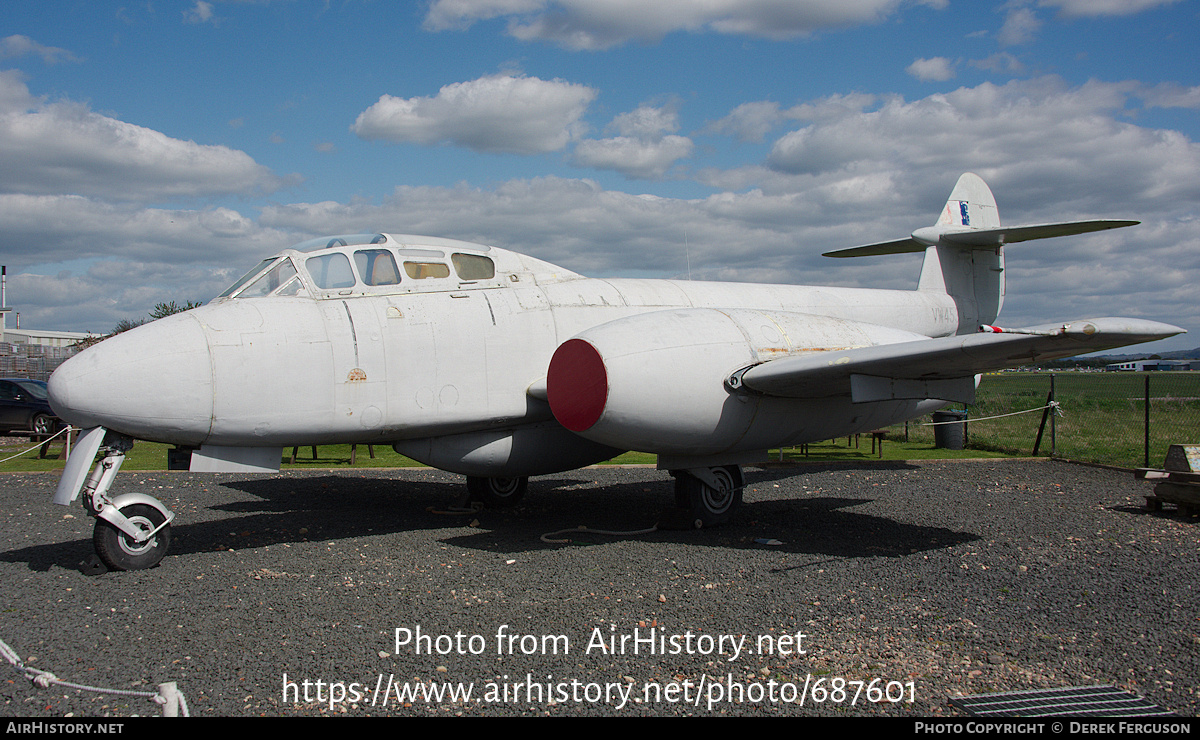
546, 308, 926, 456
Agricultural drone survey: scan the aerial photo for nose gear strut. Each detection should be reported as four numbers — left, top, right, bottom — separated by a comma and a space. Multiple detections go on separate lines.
53, 428, 175, 571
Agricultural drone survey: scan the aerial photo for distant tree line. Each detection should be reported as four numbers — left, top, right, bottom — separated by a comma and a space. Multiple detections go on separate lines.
74, 300, 203, 349
110, 300, 203, 335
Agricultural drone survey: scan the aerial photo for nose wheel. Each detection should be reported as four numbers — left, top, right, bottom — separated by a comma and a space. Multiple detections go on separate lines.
58, 431, 176, 571
93, 503, 173, 571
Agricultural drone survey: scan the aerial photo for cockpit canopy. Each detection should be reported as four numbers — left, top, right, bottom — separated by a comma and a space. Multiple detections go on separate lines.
216, 233, 499, 301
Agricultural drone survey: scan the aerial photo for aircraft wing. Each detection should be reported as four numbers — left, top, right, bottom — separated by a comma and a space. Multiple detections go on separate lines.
732, 317, 1184, 404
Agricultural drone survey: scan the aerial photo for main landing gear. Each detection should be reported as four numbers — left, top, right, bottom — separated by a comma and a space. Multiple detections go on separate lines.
462, 467, 744, 528
63, 431, 175, 571
671, 465, 744, 528
466, 475, 528, 507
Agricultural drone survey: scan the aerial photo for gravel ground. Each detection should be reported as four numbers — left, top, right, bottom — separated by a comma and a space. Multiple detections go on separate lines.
0, 459, 1195, 718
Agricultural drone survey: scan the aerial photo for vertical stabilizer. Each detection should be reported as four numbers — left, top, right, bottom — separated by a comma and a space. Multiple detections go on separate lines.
937, 172, 1000, 230
918, 173, 1005, 332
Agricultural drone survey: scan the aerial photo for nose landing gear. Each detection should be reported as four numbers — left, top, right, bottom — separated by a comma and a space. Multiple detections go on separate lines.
54, 428, 176, 571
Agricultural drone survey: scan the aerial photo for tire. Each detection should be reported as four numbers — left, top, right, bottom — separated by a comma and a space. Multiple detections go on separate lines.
674, 465, 743, 527
466, 476, 528, 508
93, 504, 171, 571
30, 414, 55, 436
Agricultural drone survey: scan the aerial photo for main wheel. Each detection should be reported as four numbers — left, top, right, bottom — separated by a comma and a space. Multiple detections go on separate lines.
466, 476, 528, 508
674, 465, 743, 527
93, 504, 171, 571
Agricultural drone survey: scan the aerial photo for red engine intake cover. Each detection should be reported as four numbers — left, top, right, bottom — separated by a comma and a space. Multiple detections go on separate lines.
547, 338, 608, 432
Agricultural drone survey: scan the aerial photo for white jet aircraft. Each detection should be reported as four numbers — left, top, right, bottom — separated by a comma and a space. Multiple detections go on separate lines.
48, 173, 1182, 570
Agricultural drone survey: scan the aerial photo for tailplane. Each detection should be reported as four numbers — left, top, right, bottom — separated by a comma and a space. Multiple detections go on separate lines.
823, 173, 1137, 333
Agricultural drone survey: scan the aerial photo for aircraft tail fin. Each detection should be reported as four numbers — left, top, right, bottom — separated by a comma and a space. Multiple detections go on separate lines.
822, 173, 1138, 333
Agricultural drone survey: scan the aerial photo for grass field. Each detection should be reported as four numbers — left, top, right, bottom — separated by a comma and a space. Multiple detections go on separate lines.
2, 372, 1196, 473
912, 371, 1200, 468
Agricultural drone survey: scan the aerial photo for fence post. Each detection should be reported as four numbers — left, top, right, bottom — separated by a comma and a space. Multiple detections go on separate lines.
1032, 373, 1055, 457
1144, 374, 1151, 468
1050, 374, 1056, 457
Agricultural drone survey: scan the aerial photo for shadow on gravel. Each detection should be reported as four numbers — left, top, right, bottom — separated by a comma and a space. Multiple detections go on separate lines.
442, 467, 978, 558
440, 493, 978, 559
1110, 503, 1200, 523
2, 474, 470, 572
2, 465, 976, 572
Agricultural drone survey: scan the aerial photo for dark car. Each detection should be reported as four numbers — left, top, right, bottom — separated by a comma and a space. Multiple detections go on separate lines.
0, 378, 60, 436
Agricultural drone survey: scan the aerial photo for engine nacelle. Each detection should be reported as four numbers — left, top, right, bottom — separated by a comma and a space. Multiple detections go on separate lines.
393, 422, 623, 477
546, 308, 927, 455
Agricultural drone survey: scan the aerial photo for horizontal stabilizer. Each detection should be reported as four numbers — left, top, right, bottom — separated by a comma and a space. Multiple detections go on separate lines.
937, 219, 1139, 247
822, 238, 926, 258
732, 317, 1184, 400
824, 219, 1138, 258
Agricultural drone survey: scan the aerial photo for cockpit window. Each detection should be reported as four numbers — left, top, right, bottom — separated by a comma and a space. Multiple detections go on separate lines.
306, 253, 356, 290
218, 258, 276, 298
238, 259, 298, 298
291, 233, 387, 252
275, 277, 304, 296
355, 249, 401, 286
403, 261, 451, 280
452, 253, 495, 280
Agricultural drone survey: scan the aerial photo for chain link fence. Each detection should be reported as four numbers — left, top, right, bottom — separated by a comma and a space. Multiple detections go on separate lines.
906, 372, 1200, 469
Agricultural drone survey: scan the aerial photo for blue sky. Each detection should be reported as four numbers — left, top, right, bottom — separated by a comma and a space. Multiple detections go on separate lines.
2, 0, 1198, 353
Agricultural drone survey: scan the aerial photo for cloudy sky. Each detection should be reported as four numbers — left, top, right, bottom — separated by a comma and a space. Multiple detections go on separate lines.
3, 0, 1198, 353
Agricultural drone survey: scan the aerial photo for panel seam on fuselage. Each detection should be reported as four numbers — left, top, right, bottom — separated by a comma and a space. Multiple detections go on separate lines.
342, 300, 360, 366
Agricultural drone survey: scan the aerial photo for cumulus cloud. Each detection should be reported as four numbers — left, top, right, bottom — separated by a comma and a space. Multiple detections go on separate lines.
0, 195, 298, 331
997, 7, 1041, 46
906, 57, 956, 82
183, 1, 218, 25
351, 73, 597, 154
706, 101, 789, 143
424, 0, 944, 50
0, 194, 289, 265
1137, 82, 1200, 109
571, 103, 694, 179
572, 136, 694, 179
763, 76, 1200, 216
0, 35, 79, 64
705, 95, 878, 144
0, 71, 288, 202
970, 52, 1025, 75
259, 177, 820, 277
1039, 0, 1183, 17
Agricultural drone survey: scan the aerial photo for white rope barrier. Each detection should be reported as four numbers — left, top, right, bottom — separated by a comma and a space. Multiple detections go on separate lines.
0, 636, 189, 716
919, 400, 1061, 425
0, 426, 71, 464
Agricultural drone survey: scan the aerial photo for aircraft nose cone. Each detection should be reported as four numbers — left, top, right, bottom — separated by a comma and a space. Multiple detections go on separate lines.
48, 313, 214, 444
